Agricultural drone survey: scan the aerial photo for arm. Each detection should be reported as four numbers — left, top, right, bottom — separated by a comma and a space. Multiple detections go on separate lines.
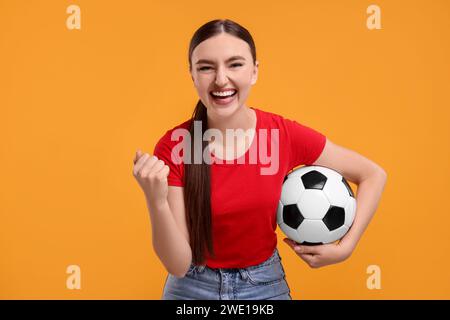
284, 138, 387, 268
147, 187, 192, 278
133, 151, 192, 278
338, 169, 386, 254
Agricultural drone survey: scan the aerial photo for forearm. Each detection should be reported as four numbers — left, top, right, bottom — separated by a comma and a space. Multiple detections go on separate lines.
146, 199, 192, 278
339, 169, 387, 253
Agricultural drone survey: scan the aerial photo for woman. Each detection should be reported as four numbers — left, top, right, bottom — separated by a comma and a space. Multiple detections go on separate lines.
132, 19, 387, 300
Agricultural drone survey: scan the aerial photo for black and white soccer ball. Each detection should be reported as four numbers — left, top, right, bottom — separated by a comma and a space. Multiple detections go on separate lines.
277, 165, 356, 245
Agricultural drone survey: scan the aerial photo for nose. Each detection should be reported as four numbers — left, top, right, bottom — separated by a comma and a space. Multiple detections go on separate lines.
214, 66, 229, 87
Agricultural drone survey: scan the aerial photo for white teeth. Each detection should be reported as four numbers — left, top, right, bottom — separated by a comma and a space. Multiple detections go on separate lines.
211, 90, 236, 97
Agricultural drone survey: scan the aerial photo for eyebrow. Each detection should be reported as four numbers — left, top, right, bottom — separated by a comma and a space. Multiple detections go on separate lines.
195, 55, 246, 65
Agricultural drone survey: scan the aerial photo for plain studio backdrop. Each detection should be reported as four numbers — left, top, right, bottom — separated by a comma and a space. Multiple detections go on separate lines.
0, 0, 449, 299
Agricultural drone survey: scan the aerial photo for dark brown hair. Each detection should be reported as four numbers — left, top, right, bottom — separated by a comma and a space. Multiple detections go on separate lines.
185, 19, 257, 265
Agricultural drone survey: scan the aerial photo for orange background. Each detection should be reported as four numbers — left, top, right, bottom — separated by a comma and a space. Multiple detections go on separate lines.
1, 0, 449, 299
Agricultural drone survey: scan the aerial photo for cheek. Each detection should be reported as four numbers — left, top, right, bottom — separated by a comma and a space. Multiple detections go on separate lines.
196, 77, 214, 93
193, 82, 209, 97
237, 84, 251, 96
235, 73, 255, 92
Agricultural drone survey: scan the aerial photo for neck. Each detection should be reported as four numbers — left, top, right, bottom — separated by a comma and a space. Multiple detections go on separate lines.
207, 105, 255, 136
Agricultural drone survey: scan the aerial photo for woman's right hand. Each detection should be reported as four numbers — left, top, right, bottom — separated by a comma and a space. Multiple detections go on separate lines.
132, 149, 170, 208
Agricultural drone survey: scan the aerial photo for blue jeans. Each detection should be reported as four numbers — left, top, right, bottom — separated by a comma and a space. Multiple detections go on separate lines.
161, 248, 292, 300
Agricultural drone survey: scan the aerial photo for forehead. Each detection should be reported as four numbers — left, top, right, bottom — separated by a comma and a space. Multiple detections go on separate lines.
192, 33, 252, 62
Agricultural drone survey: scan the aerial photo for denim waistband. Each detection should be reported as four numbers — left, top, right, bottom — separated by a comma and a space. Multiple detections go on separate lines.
194, 247, 280, 275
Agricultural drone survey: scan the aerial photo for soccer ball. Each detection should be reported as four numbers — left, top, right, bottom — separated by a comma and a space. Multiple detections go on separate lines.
277, 165, 356, 245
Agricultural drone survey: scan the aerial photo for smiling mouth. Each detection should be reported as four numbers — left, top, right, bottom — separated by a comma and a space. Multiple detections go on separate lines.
210, 90, 238, 99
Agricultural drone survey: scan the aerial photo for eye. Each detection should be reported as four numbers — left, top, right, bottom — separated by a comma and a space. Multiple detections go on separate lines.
198, 63, 243, 71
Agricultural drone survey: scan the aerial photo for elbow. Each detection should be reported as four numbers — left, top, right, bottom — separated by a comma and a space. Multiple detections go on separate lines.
358, 166, 387, 185
154, 243, 193, 278
378, 167, 388, 180
166, 252, 192, 278
373, 167, 387, 189
370, 164, 387, 181
168, 261, 191, 279
169, 270, 185, 279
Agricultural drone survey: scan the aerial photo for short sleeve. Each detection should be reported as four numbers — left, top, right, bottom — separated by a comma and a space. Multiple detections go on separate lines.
285, 118, 327, 169
153, 131, 185, 187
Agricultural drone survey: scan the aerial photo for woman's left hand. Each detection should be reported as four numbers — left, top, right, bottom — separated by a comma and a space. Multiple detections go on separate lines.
283, 238, 353, 269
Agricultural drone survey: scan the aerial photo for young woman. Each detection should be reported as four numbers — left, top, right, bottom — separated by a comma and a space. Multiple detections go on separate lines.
132, 19, 387, 300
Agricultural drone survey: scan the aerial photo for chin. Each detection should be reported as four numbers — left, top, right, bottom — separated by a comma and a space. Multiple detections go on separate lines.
210, 103, 241, 116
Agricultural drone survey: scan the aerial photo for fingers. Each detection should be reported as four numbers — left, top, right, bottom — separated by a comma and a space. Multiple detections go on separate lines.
283, 238, 320, 268
296, 245, 320, 255
299, 254, 318, 268
283, 238, 299, 249
283, 238, 319, 255
132, 149, 170, 181
133, 153, 150, 174
133, 149, 143, 165
284, 238, 307, 255
138, 155, 160, 177
156, 165, 170, 180
133, 153, 157, 177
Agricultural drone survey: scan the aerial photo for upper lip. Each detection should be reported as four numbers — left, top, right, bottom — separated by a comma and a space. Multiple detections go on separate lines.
210, 88, 237, 93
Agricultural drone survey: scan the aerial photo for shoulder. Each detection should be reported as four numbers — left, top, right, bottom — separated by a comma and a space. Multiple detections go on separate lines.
156, 118, 192, 146
153, 118, 193, 171
153, 118, 192, 163
254, 107, 296, 130
255, 107, 284, 121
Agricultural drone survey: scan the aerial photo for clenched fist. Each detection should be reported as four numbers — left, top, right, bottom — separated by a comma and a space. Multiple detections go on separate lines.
133, 149, 170, 208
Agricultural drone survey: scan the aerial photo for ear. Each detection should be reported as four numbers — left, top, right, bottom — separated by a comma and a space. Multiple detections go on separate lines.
251, 60, 259, 85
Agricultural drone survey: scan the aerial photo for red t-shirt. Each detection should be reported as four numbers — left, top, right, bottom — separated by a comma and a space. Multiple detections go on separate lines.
153, 107, 326, 268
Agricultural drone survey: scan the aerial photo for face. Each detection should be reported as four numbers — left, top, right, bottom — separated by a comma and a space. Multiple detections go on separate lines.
190, 33, 258, 118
